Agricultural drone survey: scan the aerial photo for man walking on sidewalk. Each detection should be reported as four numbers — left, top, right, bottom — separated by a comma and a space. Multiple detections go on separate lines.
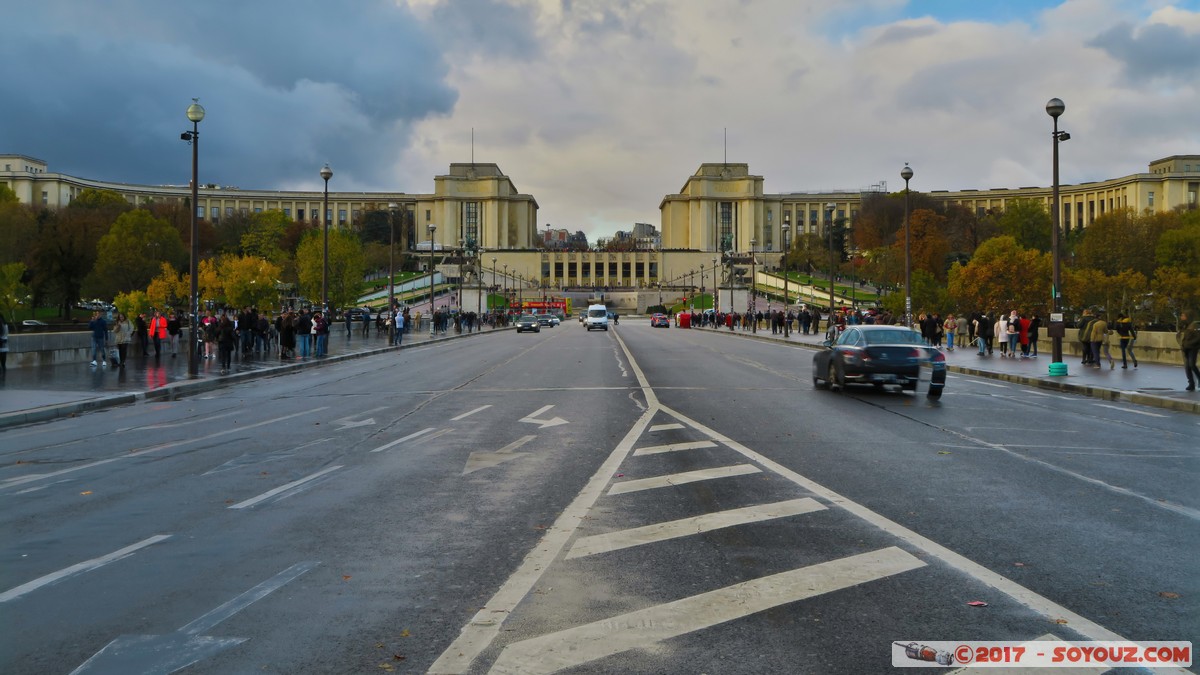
1177, 310, 1200, 391
88, 311, 108, 367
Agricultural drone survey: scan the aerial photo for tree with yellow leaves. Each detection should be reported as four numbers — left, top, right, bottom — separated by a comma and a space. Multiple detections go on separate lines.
947, 236, 1052, 315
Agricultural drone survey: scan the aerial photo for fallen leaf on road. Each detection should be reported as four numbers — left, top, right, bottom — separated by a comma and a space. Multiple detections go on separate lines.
393, 654, 406, 661
1014, 562, 1027, 567
399, 629, 410, 638
967, 601, 988, 607
1158, 591, 1180, 599
80, 491, 93, 496
342, 575, 352, 581
1054, 618, 1069, 624
378, 664, 393, 671
937, 451, 951, 455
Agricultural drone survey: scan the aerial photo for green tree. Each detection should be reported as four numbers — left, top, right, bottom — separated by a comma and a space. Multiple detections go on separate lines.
86, 209, 187, 299
1075, 208, 1158, 277
145, 262, 190, 310
996, 199, 1052, 252
113, 290, 150, 320
31, 191, 129, 315
947, 236, 1052, 314
1151, 266, 1200, 323
240, 210, 290, 264
0, 201, 39, 266
0, 184, 18, 204
296, 229, 365, 309
1155, 220, 1200, 276
0, 262, 29, 319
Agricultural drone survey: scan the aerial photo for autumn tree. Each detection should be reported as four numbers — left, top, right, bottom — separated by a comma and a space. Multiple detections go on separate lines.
240, 209, 290, 264
85, 209, 187, 300
947, 236, 1052, 315
30, 189, 130, 315
1155, 217, 1200, 276
0, 262, 29, 319
113, 290, 150, 320
1151, 266, 1200, 323
892, 208, 951, 280
0, 200, 39, 266
218, 255, 283, 309
145, 262, 190, 310
295, 229, 365, 309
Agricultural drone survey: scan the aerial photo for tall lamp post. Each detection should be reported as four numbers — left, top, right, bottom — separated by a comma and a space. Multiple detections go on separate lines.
428, 223, 437, 336
182, 99, 204, 378
387, 203, 398, 318
825, 203, 836, 333
492, 257, 498, 313
712, 257, 718, 315
320, 163, 332, 313
700, 263, 705, 311
502, 264, 508, 312
749, 240, 757, 333
901, 164, 913, 328
781, 224, 790, 337
1047, 98, 1070, 376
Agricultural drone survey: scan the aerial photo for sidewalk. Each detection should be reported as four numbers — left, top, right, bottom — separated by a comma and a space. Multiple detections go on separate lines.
690, 321, 1200, 414
0, 325, 503, 429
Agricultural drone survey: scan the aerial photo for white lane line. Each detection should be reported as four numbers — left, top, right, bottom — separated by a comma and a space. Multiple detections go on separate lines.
632, 440, 716, 456
1093, 403, 1166, 418
452, 405, 492, 421
566, 497, 825, 559
370, 427, 435, 453
489, 547, 925, 675
972, 380, 1010, 388
648, 423, 684, 432
427, 406, 659, 675
0, 534, 172, 603
228, 466, 343, 510
118, 409, 240, 431
608, 464, 762, 496
179, 560, 320, 635
659, 403, 1172, 643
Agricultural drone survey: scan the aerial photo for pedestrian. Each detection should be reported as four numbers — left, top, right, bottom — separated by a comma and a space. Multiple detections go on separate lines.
136, 312, 149, 356
1077, 310, 1095, 366
112, 313, 133, 367
1088, 313, 1109, 369
1017, 312, 1032, 358
0, 311, 9, 377
280, 312, 296, 360
203, 312, 219, 360
167, 310, 181, 356
1176, 310, 1200, 391
996, 312, 1009, 357
297, 309, 312, 358
942, 314, 958, 351
88, 311, 108, 367
394, 309, 406, 346
313, 310, 328, 357
1027, 314, 1041, 357
974, 312, 993, 355
217, 315, 236, 374
362, 309, 371, 337
148, 309, 167, 357
1114, 313, 1138, 368
345, 310, 353, 338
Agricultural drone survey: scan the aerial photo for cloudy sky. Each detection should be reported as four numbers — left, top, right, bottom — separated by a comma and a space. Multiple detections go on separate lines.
3, 0, 1197, 239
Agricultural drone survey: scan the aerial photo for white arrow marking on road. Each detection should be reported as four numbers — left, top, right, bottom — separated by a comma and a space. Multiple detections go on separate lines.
333, 406, 387, 429
1, 535, 172, 603
518, 405, 569, 429
70, 561, 319, 675
463, 435, 536, 475
489, 547, 925, 675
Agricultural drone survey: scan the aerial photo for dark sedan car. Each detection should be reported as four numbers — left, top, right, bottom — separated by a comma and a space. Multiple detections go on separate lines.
650, 313, 670, 328
812, 325, 945, 399
516, 314, 540, 333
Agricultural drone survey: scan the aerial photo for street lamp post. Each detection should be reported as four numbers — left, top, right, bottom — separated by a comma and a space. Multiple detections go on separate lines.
749, 240, 757, 333
457, 238, 464, 314
712, 257, 718, 315
492, 257, 498, 313
700, 263, 705, 311
781, 224, 790, 337
182, 99, 204, 378
387, 203, 398, 323
825, 203, 836, 334
1047, 98, 1070, 376
901, 164, 913, 329
502, 264, 508, 313
320, 163, 332, 313
428, 223, 436, 336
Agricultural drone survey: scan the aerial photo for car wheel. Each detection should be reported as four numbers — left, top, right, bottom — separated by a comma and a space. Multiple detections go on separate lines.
812, 371, 827, 389
927, 386, 943, 400
828, 362, 842, 392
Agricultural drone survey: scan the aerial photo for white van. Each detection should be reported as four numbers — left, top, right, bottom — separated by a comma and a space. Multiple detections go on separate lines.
585, 304, 609, 331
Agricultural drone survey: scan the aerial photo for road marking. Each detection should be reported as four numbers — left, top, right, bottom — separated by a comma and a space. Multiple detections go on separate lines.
427, 406, 658, 675
972, 380, 1010, 388
648, 423, 684, 432
1, 535, 171, 603
607, 464, 761, 495
519, 405, 569, 429
658, 403, 1176, 642
228, 466, 342, 510
463, 435, 537, 475
370, 427, 435, 453
632, 440, 716, 456
566, 497, 825, 559
452, 405, 492, 421
117, 409, 240, 431
490, 547, 925, 675
1093, 403, 1166, 418
70, 561, 318, 675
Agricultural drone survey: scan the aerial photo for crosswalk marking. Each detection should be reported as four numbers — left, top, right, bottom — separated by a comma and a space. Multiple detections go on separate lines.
607, 464, 761, 495
490, 547, 926, 675
648, 423, 684, 432
566, 497, 825, 559
632, 440, 717, 456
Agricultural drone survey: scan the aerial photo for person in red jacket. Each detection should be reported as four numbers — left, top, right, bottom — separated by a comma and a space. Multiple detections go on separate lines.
148, 309, 168, 357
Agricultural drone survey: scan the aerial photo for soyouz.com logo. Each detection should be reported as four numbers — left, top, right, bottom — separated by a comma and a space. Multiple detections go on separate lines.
892, 641, 1192, 668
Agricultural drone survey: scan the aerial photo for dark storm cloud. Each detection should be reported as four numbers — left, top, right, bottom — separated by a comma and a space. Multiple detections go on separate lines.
427, 0, 541, 59
1087, 21, 1200, 83
0, 1, 458, 191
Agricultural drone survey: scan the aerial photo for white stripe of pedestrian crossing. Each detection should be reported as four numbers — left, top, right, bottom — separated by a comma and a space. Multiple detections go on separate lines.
490, 546, 925, 675
632, 440, 716, 456
566, 497, 825, 559
607, 464, 761, 496
648, 423, 684, 432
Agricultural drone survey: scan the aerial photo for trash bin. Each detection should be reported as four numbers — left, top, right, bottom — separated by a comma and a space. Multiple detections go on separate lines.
678, 312, 691, 328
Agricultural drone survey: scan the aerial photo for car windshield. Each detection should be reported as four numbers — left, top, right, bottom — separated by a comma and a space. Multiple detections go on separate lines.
588, 309, 607, 318
861, 329, 923, 346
